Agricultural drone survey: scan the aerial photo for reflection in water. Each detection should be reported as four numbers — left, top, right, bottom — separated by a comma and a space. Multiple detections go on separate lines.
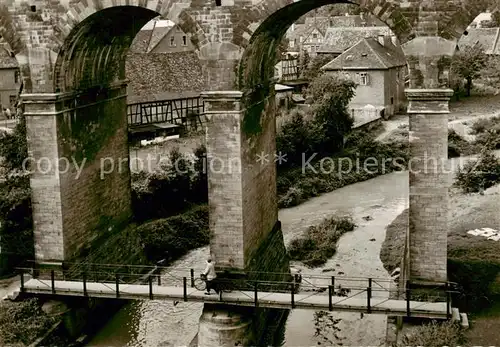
87, 172, 409, 346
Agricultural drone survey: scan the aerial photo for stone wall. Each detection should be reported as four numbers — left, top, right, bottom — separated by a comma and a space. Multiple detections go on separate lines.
56, 85, 132, 261
241, 97, 279, 266
125, 52, 205, 103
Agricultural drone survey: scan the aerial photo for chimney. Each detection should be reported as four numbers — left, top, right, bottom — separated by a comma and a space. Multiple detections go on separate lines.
378, 34, 384, 46
378, 35, 393, 47
384, 35, 392, 47
391, 35, 398, 46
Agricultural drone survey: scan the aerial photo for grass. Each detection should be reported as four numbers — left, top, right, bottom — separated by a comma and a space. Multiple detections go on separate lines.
0, 298, 56, 346
380, 185, 500, 314
465, 299, 500, 346
288, 216, 356, 267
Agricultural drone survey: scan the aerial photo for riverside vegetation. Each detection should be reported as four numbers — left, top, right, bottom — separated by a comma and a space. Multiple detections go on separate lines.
381, 116, 500, 346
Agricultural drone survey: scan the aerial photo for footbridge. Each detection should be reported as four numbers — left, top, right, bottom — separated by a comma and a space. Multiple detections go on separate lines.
14, 264, 456, 320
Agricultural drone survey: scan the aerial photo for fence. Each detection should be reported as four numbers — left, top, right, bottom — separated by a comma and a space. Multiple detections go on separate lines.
17, 262, 457, 318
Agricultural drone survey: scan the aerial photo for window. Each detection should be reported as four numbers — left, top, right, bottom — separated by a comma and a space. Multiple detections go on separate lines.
182, 35, 187, 46
9, 95, 16, 106
359, 72, 369, 85
312, 33, 318, 39
14, 70, 20, 84
391, 97, 394, 104
170, 37, 175, 46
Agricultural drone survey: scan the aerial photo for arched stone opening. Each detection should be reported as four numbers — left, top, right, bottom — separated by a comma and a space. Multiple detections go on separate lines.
53, 6, 157, 93
237, 0, 413, 135
22, 5, 202, 264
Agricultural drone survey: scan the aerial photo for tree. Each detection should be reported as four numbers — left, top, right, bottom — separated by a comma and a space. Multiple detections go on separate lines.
450, 44, 488, 96
298, 49, 310, 77
276, 37, 289, 59
307, 74, 356, 154
492, 10, 500, 26
301, 54, 336, 81
0, 114, 28, 173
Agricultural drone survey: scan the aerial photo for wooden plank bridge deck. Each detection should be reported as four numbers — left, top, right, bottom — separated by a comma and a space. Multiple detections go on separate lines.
21, 278, 449, 319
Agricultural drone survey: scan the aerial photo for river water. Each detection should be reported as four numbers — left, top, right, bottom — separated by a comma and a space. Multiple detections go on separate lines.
87, 171, 410, 346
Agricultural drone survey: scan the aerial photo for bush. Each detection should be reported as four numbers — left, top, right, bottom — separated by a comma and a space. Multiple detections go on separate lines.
131, 144, 208, 221
0, 115, 28, 172
0, 175, 33, 276
288, 216, 356, 267
136, 205, 210, 263
394, 320, 465, 347
448, 258, 500, 312
454, 151, 500, 193
0, 298, 56, 346
448, 129, 478, 158
470, 116, 500, 135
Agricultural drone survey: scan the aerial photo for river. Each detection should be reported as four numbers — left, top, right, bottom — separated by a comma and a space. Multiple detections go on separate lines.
87, 171, 409, 346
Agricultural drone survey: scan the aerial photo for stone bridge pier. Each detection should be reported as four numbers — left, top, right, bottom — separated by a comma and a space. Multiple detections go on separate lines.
198, 90, 290, 346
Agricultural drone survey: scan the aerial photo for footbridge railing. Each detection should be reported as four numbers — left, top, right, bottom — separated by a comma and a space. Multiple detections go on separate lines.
15, 263, 458, 319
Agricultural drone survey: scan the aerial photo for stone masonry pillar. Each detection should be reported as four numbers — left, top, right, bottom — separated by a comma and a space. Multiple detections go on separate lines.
199, 91, 289, 346
202, 90, 279, 269
202, 91, 246, 268
22, 82, 132, 265
406, 89, 453, 283
23, 93, 66, 263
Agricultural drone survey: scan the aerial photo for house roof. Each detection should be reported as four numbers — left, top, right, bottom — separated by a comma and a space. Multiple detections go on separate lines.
321, 37, 406, 70
147, 24, 175, 52
318, 26, 393, 53
325, 14, 386, 27
0, 44, 18, 69
129, 19, 177, 53
130, 30, 153, 53
457, 28, 500, 54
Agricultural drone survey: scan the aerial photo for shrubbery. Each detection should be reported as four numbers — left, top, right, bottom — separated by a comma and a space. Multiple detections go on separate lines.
0, 298, 56, 346
288, 216, 356, 267
136, 204, 210, 263
448, 129, 478, 158
131, 145, 207, 222
0, 175, 34, 275
454, 151, 500, 193
0, 115, 34, 276
0, 115, 28, 172
276, 75, 356, 170
448, 258, 500, 312
394, 320, 465, 347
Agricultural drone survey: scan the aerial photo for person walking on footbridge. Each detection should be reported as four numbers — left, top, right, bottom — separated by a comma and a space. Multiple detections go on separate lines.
202, 256, 218, 295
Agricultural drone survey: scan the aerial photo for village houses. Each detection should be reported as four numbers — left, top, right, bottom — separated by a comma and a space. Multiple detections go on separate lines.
0, 42, 20, 116
321, 35, 408, 126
